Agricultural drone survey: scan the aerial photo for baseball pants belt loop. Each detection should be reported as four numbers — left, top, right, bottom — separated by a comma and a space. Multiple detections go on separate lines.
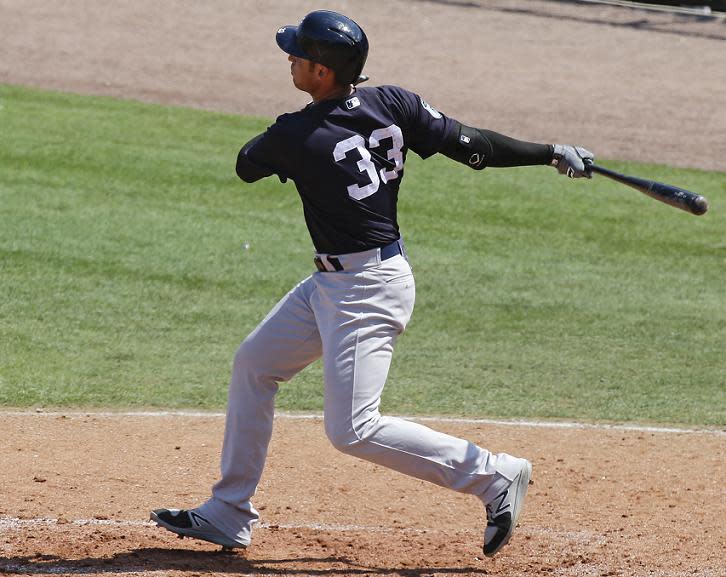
313, 239, 404, 272
314, 257, 327, 272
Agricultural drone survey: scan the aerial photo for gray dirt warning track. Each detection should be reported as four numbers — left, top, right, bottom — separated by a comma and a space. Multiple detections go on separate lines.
1, 0, 725, 171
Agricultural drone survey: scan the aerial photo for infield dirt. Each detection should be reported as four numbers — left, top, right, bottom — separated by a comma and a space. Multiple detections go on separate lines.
0, 1, 724, 576
1, 413, 724, 576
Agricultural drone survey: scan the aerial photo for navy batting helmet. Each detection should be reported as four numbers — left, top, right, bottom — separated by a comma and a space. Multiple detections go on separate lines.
276, 10, 369, 86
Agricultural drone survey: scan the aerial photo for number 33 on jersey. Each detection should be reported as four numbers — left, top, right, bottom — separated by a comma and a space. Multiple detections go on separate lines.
333, 125, 404, 200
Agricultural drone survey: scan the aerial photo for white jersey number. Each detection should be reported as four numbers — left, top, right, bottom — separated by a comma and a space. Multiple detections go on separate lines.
333, 124, 404, 200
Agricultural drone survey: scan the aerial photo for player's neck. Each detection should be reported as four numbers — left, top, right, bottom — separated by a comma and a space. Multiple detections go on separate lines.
310, 83, 353, 104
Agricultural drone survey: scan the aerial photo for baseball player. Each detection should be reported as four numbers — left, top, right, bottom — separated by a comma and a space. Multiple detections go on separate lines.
152, 10, 593, 557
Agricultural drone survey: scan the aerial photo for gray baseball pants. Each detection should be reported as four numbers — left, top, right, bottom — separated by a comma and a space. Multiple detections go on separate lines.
197, 248, 523, 545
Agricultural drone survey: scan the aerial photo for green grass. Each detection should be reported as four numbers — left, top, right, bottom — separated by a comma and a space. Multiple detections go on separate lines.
1, 84, 724, 426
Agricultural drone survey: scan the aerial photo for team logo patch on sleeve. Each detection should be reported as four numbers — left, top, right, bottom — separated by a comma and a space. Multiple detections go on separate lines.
420, 98, 442, 119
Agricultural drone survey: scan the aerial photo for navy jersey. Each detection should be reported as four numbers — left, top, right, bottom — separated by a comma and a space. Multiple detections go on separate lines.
242, 85, 456, 254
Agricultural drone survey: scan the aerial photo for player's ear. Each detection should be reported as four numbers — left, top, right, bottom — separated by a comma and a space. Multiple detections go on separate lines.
317, 64, 335, 81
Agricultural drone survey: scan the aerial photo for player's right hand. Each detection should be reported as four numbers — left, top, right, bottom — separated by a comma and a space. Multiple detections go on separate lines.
551, 144, 594, 178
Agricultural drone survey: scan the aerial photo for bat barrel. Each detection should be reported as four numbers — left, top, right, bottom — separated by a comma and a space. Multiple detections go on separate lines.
586, 163, 709, 216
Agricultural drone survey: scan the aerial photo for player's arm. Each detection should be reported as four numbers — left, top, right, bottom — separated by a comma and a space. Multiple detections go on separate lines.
236, 134, 276, 183
236, 130, 292, 184
439, 120, 592, 178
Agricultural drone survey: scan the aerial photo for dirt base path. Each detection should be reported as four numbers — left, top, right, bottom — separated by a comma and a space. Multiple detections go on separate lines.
1, 413, 724, 576
1, 0, 725, 171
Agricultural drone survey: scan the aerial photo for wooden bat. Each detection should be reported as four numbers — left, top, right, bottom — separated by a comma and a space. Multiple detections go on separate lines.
586, 162, 709, 216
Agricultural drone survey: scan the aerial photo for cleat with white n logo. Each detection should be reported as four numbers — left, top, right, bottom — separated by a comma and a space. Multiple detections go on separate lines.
483, 459, 532, 557
151, 508, 248, 549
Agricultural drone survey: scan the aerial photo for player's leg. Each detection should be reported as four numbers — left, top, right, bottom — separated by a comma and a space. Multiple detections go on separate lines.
152, 276, 322, 547
314, 256, 530, 554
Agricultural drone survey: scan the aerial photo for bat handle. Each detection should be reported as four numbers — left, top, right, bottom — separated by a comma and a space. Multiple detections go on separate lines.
584, 161, 610, 178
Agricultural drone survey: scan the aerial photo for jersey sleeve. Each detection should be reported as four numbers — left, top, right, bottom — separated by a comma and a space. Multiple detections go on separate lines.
241, 114, 297, 182
382, 86, 457, 160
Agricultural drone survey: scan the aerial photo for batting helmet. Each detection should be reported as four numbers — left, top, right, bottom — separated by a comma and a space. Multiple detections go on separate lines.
276, 10, 369, 86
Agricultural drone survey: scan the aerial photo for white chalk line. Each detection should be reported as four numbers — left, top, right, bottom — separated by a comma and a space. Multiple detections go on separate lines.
0, 514, 604, 542
578, 0, 724, 18
0, 516, 412, 534
0, 516, 151, 529
1, 409, 723, 436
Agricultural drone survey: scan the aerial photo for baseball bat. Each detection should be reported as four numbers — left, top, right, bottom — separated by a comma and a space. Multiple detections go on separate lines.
585, 162, 709, 216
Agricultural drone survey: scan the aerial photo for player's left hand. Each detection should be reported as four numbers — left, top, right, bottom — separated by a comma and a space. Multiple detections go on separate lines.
551, 144, 594, 178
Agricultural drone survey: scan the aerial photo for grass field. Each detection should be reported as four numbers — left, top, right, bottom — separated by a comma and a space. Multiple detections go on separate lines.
1, 84, 724, 426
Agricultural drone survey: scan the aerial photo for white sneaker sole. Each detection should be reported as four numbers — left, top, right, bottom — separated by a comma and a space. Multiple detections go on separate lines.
150, 510, 247, 549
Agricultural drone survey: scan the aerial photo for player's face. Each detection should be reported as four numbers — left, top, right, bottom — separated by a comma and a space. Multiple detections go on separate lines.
288, 54, 324, 94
